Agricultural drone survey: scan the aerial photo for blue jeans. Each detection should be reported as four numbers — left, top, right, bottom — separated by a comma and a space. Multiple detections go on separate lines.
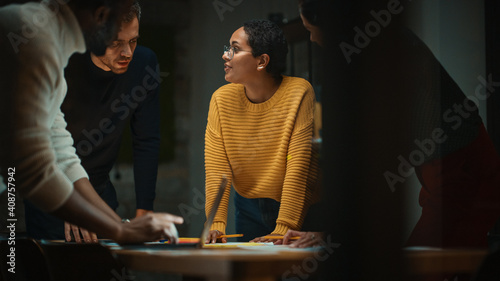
25, 179, 118, 240
234, 191, 280, 242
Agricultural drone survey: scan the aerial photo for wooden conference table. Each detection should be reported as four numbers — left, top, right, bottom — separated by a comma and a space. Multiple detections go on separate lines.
404, 247, 489, 275
35, 240, 489, 280
112, 242, 327, 281
111, 243, 489, 280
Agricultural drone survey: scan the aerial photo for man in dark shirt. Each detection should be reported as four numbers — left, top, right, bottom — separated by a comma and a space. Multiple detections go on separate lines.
24, 1, 162, 241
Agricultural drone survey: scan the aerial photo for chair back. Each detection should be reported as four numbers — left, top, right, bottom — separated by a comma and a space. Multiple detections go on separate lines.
40, 241, 127, 281
0, 238, 51, 281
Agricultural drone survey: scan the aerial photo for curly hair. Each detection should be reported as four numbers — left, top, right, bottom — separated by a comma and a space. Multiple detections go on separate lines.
243, 19, 288, 81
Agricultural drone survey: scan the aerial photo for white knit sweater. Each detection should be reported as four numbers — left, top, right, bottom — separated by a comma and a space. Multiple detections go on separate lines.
0, 0, 88, 212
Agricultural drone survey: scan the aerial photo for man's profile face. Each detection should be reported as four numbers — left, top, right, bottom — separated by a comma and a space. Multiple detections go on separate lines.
91, 16, 139, 74
300, 13, 324, 47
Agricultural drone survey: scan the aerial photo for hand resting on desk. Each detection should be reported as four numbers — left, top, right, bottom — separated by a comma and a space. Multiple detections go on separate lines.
250, 233, 282, 243
275, 230, 324, 248
65, 221, 98, 243
205, 230, 227, 244
63, 213, 183, 244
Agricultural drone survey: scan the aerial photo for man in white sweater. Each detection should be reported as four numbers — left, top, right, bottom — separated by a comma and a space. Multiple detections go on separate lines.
0, 0, 182, 244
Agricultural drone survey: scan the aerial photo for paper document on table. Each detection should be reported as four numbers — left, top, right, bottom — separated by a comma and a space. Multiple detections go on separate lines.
202, 242, 273, 248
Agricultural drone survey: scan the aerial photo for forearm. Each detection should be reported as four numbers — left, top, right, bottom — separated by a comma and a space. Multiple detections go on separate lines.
52, 111, 88, 183
133, 179, 156, 210
205, 134, 232, 231
204, 108, 228, 228
53, 182, 184, 244
273, 195, 308, 235
274, 127, 316, 234
73, 178, 121, 222
274, 171, 313, 234
51, 188, 123, 240
132, 130, 159, 210
130, 70, 161, 209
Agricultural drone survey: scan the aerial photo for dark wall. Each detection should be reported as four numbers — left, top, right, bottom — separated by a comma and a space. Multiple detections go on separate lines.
486, 0, 500, 153
117, 25, 176, 163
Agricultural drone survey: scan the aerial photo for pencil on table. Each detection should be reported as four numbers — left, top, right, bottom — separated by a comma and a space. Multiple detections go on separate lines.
218, 234, 244, 238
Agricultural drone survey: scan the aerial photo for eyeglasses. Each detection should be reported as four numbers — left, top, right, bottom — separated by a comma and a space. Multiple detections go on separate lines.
223, 45, 251, 60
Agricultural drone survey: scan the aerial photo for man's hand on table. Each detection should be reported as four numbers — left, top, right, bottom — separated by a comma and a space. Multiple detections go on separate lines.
65, 222, 98, 243
64, 208, 157, 243
205, 230, 227, 244
116, 212, 183, 244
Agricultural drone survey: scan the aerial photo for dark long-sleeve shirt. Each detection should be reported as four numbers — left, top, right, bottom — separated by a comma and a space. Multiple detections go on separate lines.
62, 45, 161, 210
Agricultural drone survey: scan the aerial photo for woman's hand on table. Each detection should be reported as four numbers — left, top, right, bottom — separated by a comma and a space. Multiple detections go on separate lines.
276, 230, 324, 248
205, 230, 227, 244
250, 233, 282, 243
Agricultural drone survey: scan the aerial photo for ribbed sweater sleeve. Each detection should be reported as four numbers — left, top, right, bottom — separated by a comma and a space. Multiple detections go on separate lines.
275, 86, 316, 234
205, 95, 233, 233
204, 76, 317, 235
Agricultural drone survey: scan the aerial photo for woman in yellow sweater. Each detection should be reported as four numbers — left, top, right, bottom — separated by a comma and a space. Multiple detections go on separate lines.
205, 19, 318, 243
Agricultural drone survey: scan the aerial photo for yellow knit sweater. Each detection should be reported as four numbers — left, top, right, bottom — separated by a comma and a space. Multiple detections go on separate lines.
205, 76, 318, 235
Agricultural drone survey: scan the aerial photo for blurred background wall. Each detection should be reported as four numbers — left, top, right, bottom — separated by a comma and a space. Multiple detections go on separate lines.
0, 0, 493, 263
112, 0, 308, 237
